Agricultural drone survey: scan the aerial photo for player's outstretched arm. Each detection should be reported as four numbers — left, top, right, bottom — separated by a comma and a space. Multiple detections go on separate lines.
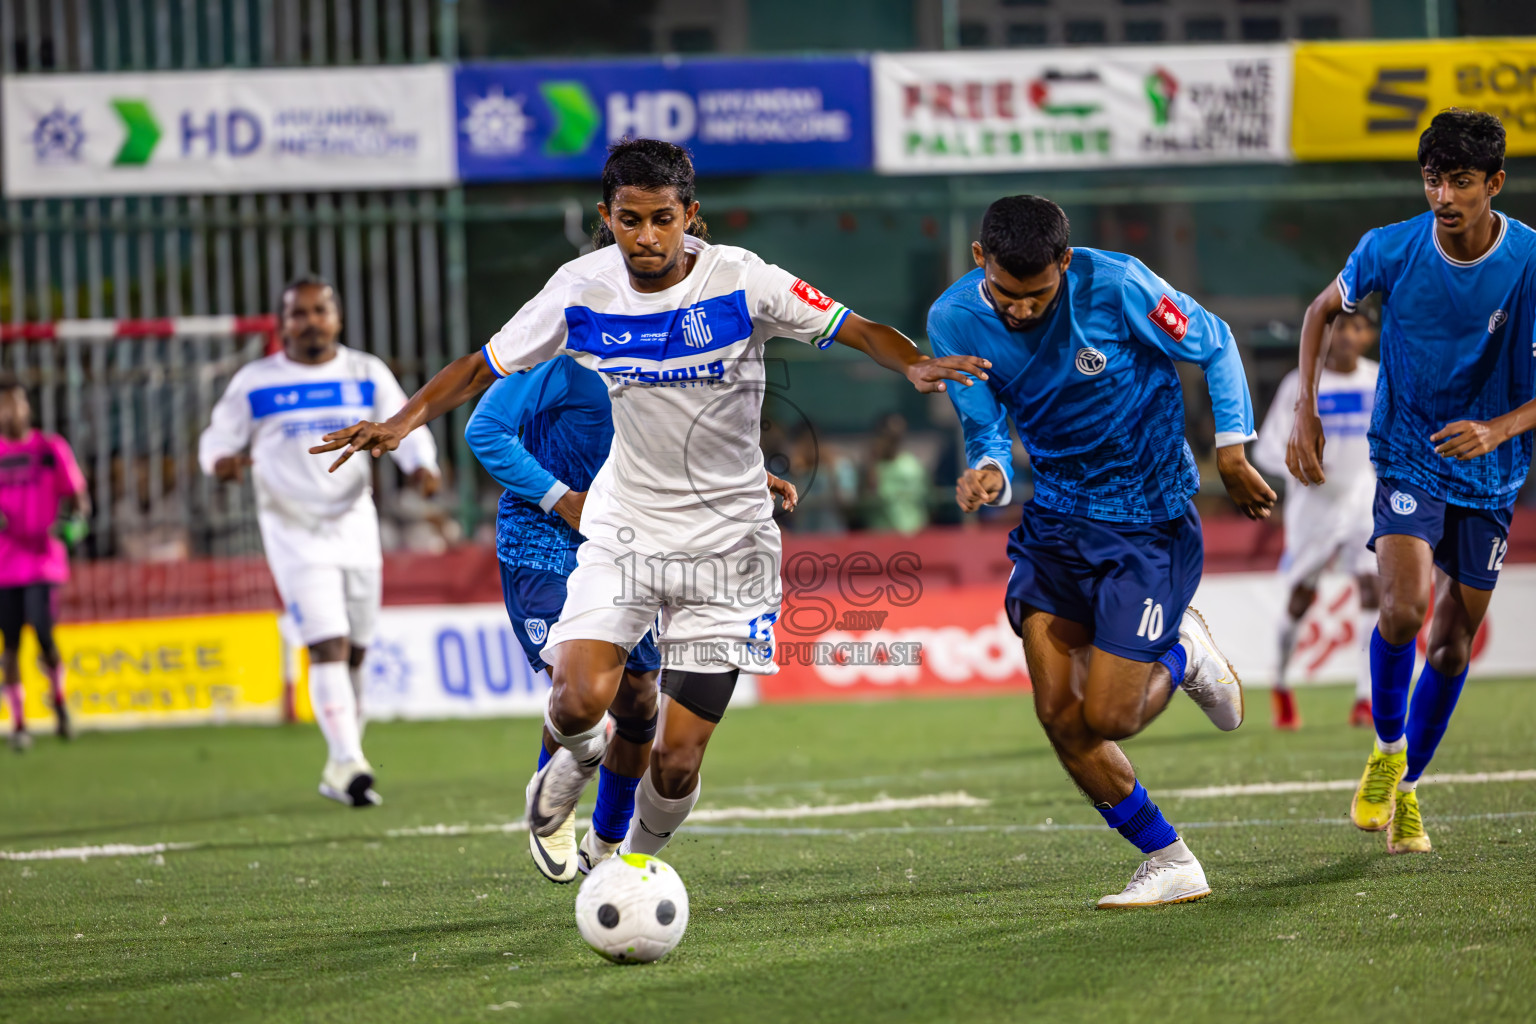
834, 314, 990, 394
1287, 281, 1345, 486
310, 350, 497, 472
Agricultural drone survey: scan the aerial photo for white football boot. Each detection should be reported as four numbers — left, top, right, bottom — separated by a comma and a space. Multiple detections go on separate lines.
319, 758, 381, 807
577, 829, 622, 876
1097, 840, 1211, 909
1177, 608, 1245, 731
525, 717, 613, 881
528, 810, 578, 883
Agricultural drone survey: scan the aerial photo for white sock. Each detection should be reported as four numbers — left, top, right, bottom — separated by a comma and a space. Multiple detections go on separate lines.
1276, 617, 1299, 688
1150, 837, 1197, 866
620, 772, 700, 856
1375, 734, 1407, 755
309, 661, 364, 764
1397, 778, 1418, 793
349, 663, 367, 740
545, 709, 613, 766
1355, 609, 1377, 700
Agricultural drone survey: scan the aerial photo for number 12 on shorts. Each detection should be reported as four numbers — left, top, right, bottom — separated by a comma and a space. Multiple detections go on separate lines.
1488, 538, 1508, 572
1136, 599, 1164, 641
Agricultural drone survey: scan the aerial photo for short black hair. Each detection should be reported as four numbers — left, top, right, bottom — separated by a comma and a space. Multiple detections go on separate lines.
592, 138, 709, 248
601, 137, 696, 209
0, 372, 21, 395
279, 273, 342, 317
1419, 108, 1505, 177
978, 195, 1071, 279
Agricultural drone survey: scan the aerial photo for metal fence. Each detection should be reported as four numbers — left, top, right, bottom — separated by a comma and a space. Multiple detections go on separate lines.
0, 0, 476, 611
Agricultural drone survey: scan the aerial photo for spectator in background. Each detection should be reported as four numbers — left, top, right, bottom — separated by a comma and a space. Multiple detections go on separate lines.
0, 374, 89, 750
781, 428, 857, 534
862, 413, 930, 534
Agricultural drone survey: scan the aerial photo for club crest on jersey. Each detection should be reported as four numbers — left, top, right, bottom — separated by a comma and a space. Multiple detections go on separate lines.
681, 307, 713, 348
1390, 490, 1418, 516
791, 279, 836, 312
524, 618, 548, 644
1149, 294, 1189, 341
1074, 347, 1107, 376
601, 331, 632, 346
1489, 309, 1508, 334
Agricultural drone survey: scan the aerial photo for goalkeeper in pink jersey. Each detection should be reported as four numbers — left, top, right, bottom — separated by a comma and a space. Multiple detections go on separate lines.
0, 375, 89, 751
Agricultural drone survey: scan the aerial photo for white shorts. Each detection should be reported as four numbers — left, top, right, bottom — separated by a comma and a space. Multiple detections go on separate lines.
273, 564, 383, 648
1280, 487, 1376, 588
543, 522, 782, 675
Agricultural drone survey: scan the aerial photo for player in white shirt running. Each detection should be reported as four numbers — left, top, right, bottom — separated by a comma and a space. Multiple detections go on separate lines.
313, 139, 988, 874
1252, 309, 1380, 729
200, 276, 441, 806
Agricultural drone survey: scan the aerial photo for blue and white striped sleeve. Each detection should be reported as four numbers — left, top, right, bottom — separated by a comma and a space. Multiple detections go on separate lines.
1336, 229, 1383, 313
482, 274, 571, 379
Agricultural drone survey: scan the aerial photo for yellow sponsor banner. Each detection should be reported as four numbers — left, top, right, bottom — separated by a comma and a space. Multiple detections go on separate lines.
5, 611, 284, 730
1293, 38, 1536, 161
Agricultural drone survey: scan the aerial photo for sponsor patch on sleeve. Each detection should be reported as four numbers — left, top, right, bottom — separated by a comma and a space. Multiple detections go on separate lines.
792, 279, 837, 312
1148, 294, 1190, 342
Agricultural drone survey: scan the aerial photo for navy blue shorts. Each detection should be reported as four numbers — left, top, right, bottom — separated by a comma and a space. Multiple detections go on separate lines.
1368, 478, 1514, 591
498, 563, 661, 675
1004, 501, 1204, 662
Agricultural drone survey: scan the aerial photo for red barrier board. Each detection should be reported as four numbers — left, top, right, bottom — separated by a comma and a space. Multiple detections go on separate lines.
759, 585, 1031, 702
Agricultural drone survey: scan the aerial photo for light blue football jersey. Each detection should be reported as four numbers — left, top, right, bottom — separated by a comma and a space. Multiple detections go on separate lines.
928, 248, 1256, 524
1338, 210, 1536, 508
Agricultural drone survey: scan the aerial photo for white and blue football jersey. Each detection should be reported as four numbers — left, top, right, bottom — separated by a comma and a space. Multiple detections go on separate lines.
482, 235, 850, 552
1338, 210, 1536, 508
199, 347, 438, 568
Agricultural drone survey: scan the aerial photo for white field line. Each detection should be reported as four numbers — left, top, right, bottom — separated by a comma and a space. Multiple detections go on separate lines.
0, 793, 990, 860
3, 770, 1532, 862
384, 792, 991, 839
0, 841, 197, 862
683, 809, 1536, 838
1164, 769, 1536, 800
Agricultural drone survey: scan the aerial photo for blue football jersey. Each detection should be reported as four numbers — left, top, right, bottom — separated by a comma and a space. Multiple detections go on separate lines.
928, 249, 1256, 524
465, 356, 614, 574
1337, 210, 1536, 508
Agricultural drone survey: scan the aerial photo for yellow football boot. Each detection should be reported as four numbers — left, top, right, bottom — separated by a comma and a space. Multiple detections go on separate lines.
1388, 787, 1432, 855
1350, 746, 1407, 831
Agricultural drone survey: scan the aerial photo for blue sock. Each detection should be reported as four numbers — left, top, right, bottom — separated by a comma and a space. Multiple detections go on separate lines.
1369, 627, 1416, 743
591, 766, 643, 844
1404, 663, 1468, 781
1157, 642, 1187, 692
536, 743, 552, 771
1095, 781, 1179, 855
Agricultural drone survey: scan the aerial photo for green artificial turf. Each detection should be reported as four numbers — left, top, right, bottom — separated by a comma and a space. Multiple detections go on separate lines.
0, 682, 1532, 1023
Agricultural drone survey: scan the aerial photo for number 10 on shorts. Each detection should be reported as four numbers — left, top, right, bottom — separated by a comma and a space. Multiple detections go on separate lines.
1136, 599, 1165, 641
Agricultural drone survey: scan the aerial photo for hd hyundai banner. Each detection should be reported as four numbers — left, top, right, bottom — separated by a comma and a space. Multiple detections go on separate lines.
873, 46, 1291, 174
2, 65, 455, 197
455, 57, 872, 182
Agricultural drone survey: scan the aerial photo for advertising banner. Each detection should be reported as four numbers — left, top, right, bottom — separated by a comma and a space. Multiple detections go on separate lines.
1292, 39, 1536, 161
758, 566, 1536, 703
455, 57, 871, 182
3, 611, 283, 730
2, 65, 455, 197
873, 45, 1290, 174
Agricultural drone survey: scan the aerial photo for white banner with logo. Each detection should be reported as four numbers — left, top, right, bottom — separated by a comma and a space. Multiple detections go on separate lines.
3, 65, 454, 197
1191, 566, 1536, 687
872, 45, 1291, 174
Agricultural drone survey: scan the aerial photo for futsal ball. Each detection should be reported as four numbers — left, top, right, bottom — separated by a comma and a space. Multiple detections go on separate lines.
575, 853, 689, 964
